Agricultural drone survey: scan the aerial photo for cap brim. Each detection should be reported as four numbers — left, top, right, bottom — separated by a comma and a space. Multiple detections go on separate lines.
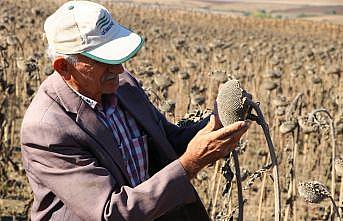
81, 25, 144, 64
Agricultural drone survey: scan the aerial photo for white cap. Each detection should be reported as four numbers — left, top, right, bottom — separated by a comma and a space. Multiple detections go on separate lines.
44, 1, 143, 64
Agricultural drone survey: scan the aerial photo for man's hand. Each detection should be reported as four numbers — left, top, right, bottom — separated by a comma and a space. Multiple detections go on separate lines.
179, 115, 251, 179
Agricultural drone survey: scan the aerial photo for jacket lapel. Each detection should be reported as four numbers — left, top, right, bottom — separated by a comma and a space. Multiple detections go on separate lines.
75, 102, 130, 179
52, 73, 130, 182
116, 82, 177, 162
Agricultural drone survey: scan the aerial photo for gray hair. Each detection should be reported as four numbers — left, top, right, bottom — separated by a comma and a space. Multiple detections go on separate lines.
46, 46, 79, 65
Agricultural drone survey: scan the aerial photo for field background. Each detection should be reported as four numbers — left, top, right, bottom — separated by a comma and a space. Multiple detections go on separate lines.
0, 0, 342, 220
121, 0, 343, 24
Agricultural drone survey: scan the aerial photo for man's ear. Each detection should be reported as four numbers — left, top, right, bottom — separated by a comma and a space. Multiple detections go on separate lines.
52, 57, 71, 80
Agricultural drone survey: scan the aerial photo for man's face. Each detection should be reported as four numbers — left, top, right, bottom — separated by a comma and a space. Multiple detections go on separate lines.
66, 54, 124, 101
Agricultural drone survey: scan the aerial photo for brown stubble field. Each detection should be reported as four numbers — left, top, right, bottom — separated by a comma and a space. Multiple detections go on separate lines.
0, 0, 342, 220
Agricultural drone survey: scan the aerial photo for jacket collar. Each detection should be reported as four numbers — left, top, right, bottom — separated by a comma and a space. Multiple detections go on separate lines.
52, 72, 82, 114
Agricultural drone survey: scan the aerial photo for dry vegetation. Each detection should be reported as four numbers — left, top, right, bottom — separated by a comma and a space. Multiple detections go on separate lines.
0, 0, 342, 220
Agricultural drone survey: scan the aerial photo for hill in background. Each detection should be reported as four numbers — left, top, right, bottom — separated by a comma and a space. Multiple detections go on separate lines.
124, 0, 343, 24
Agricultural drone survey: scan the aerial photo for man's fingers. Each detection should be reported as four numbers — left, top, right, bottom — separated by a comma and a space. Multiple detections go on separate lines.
223, 125, 249, 146
223, 140, 240, 155
232, 121, 250, 139
211, 120, 251, 139
198, 114, 216, 134
221, 125, 250, 156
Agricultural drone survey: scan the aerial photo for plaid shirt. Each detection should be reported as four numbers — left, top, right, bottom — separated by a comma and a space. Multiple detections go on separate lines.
71, 88, 149, 187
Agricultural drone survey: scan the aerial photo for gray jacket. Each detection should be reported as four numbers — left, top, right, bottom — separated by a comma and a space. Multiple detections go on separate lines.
21, 72, 210, 221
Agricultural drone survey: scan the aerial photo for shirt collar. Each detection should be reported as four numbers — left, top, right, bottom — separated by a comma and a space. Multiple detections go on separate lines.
66, 83, 118, 115
67, 83, 98, 109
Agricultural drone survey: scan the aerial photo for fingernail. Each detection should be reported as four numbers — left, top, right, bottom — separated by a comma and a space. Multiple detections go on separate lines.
237, 121, 245, 127
244, 120, 252, 128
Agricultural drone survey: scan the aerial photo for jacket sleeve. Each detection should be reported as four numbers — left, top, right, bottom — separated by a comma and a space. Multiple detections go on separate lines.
21, 121, 197, 221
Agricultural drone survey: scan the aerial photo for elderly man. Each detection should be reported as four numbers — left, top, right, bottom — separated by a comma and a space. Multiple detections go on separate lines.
20, 1, 250, 221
